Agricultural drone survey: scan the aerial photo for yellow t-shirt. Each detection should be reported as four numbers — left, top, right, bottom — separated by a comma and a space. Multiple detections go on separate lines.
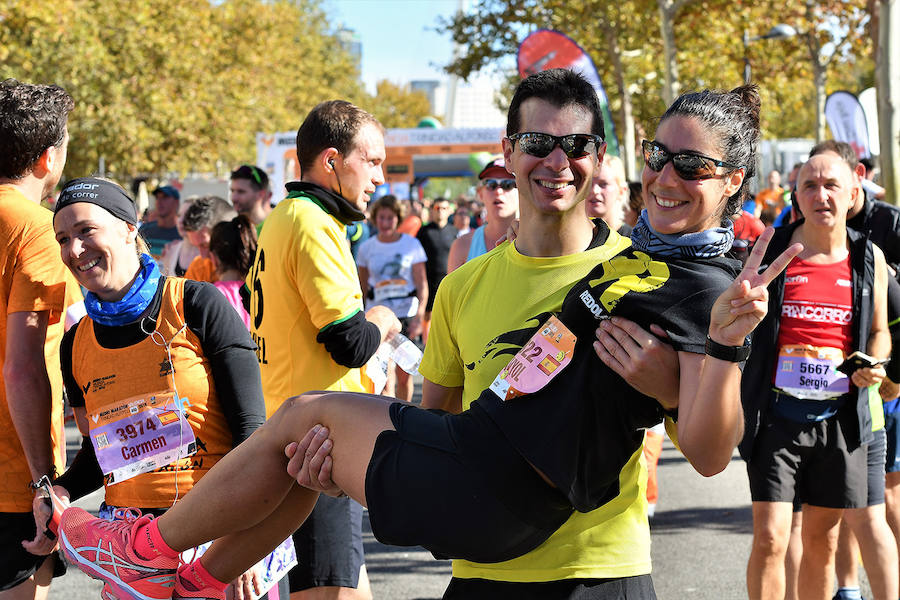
0, 185, 77, 511
419, 234, 651, 582
248, 193, 366, 416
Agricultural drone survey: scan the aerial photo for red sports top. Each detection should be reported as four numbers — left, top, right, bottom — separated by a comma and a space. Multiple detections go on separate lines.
776, 255, 853, 354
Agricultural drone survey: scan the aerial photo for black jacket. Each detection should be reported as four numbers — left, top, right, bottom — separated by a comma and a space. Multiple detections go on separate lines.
738, 220, 876, 461
847, 192, 900, 276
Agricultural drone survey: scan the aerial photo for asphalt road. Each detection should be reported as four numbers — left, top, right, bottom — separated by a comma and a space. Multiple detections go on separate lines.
48, 426, 872, 599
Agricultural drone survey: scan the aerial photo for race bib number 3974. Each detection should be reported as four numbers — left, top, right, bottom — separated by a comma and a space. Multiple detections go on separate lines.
89, 391, 197, 484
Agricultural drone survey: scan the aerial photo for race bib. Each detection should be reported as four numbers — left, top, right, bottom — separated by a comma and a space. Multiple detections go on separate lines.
775, 344, 849, 400
89, 391, 197, 484
490, 315, 576, 401
191, 536, 297, 600
373, 279, 409, 303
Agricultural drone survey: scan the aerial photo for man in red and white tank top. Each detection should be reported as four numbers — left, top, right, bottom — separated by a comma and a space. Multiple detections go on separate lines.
744, 150, 892, 600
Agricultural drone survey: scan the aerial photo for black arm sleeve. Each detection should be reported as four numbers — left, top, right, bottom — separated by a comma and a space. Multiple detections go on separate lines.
316, 310, 381, 369
53, 436, 105, 501
183, 281, 266, 446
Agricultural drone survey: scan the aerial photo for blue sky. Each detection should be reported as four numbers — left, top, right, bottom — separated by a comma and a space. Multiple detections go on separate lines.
330, 0, 460, 93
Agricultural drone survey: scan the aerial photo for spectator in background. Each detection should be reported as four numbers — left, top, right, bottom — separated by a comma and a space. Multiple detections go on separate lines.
447, 157, 519, 272
468, 198, 484, 229
397, 197, 423, 237
625, 180, 643, 228
139, 185, 181, 262
765, 169, 784, 195
357, 194, 427, 402
229, 165, 272, 235
159, 197, 199, 277
181, 195, 237, 283
416, 197, 456, 342
586, 154, 631, 236
209, 215, 258, 329
452, 201, 471, 237
858, 156, 887, 201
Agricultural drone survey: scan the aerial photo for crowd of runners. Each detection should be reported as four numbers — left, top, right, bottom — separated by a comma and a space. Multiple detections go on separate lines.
1, 65, 900, 600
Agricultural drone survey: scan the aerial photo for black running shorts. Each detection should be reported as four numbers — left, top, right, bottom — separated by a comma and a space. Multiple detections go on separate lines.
365, 402, 573, 564
747, 397, 868, 509
288, 495, 365, 591
0, 512, 66, 591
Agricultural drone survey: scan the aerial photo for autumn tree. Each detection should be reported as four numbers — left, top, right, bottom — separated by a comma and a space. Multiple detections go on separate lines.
0, 0, 428, 180
438, 0, 873, 170
367, 80, 433, 128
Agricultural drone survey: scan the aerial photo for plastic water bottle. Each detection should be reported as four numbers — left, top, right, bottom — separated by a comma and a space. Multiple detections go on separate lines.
389, 333, 422, 375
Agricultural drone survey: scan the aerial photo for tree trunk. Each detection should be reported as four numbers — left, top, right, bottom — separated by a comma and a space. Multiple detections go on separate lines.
877, 0, 900, 204
606, 25, 637, 180
658, 0, 679, 106
805, 2, 827, 143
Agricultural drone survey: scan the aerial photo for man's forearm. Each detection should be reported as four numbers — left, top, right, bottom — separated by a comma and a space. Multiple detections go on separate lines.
5, 361, 55, 481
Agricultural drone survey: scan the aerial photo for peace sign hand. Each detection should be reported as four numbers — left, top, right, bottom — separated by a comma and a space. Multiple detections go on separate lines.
709, 227, 803, 347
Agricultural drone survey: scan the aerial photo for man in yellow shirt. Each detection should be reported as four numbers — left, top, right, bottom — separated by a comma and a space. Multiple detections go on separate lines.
246, 100, 399, 600
420, 69, 655, 598
0, 79, 75, 600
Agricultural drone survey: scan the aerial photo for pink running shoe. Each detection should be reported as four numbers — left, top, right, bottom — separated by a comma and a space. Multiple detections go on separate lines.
59, 507, 177, 600
172, 563, 226, 600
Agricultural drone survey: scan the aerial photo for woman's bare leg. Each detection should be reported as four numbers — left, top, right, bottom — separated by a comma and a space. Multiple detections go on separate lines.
152, 391, 396, 581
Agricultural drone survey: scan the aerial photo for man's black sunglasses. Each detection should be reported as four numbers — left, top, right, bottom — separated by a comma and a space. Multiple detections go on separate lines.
482, 178, 516, 191
641, 140, 742, 181
508, 132, 603, 159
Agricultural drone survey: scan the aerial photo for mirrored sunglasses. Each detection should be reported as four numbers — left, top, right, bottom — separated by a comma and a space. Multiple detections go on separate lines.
641, 139, 741, 181
508, 132, 603, 159
483, 178, 516, 191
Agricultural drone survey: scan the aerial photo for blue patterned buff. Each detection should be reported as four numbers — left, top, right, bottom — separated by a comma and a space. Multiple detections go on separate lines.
630, 210, 734, 259
83, 254, 161, 326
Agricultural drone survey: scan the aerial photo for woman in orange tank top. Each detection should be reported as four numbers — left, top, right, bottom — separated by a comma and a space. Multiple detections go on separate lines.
26, 178, 282, 599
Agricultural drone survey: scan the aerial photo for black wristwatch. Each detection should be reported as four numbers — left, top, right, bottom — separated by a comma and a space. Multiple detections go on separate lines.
705, 336, 751, 362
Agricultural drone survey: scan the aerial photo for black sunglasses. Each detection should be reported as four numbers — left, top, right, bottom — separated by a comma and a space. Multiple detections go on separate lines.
483, 178, 516, 191
642, 140, 741, 181
508, 132, 603, 159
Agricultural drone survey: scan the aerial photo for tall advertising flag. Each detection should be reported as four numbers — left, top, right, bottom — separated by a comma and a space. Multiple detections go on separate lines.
517, 29, 619, 157
824, 91, 872, 159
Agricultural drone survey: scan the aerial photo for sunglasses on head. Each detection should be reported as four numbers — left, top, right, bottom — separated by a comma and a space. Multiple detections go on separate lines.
483, 178, 516, 191
508, 132, 603, 159
641, 140, 741, 181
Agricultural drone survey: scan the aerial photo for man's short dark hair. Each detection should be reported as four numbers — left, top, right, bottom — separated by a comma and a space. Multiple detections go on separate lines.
809, 140, 858, 171
296, 100, 383, 174
182, 195, 238, 232
506, 69, 604, 139
230, 164, 269, 192
0, 79, 74, 179
859, 157, 874, 172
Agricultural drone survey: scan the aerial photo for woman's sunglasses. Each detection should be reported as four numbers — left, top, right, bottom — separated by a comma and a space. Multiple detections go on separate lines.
508, 132, 603, 159
482, 179, 516, 191
642, 140, 741, 181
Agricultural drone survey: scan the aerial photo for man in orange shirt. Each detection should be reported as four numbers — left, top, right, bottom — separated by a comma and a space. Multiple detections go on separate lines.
0, 79, 75, 600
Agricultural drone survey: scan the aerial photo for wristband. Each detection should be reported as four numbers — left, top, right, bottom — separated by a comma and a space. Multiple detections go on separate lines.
705, 336, 751, 362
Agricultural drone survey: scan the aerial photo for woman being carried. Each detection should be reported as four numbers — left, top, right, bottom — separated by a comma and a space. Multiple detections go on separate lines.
57, 78, 800, 600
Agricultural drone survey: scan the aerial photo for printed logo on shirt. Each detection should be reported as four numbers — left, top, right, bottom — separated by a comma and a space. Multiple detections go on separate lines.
781, 300, 852, 324
785, 275, 808, 285
86, 374, 116, 393
836, 279, 851, 288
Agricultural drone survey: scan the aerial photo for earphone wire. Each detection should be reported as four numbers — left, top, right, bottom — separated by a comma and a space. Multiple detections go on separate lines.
148, 320, 189, 510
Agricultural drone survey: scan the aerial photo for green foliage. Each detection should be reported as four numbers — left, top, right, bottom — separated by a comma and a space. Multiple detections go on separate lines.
368, 80, 433, 128
439, 0, 874, 144
0, 0, 428, 179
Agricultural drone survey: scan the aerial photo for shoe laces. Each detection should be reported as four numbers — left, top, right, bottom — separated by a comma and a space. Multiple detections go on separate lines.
94, 508, 144, 539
